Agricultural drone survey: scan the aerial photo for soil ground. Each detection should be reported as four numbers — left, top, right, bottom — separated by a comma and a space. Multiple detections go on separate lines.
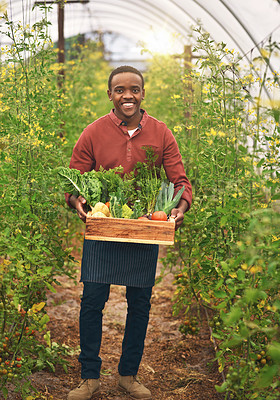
3, 246, 224, 400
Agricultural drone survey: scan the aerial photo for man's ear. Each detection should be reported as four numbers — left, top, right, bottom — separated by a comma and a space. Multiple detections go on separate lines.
107, 89, 112, 101
142, 88, 145, 100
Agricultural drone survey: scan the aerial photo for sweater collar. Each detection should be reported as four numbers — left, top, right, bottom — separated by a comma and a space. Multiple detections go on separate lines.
109, 109, 148, 129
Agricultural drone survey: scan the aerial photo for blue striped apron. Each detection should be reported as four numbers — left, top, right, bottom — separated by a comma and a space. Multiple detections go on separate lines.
80, 239, 159, 288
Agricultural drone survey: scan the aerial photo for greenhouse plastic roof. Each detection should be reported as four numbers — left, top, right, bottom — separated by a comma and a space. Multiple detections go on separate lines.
1, 0, 280, 69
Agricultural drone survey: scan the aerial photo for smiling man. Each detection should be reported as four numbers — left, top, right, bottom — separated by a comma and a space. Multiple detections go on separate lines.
107, 67, 145, 128
66, 65, 192, 400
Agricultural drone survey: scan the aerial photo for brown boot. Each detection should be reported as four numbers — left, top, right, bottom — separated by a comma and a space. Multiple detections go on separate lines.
67, 379, 100, 400
118, 375, 152, 399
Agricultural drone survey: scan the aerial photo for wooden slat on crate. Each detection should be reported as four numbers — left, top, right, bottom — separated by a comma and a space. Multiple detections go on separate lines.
85, 217, 176, 245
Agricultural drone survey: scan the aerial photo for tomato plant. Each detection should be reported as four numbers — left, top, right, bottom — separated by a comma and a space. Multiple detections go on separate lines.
145, 30, 280, 399
0, 6, 74, 398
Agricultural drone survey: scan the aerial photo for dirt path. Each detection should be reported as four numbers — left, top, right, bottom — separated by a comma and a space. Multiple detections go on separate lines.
3, 247, 223, 399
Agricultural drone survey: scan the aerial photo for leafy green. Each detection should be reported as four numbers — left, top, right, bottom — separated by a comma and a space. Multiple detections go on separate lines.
131, 200, 145, 219
79, 171, 102, 208
121, 204, 133, 219
57, 167, 102, 208
109, 187, 125, 218
57, 167, 82, 197
95, 166, 125, 203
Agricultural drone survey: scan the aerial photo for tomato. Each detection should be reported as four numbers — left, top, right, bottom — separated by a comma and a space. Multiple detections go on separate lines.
151, 211, 168, 221
105, 202, 110, 209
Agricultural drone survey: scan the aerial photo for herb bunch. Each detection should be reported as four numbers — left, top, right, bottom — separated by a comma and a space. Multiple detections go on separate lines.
133, 146, 166, 215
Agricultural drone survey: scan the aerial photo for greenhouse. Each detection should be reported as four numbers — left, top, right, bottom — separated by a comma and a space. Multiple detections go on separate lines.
0, 1, 280, 399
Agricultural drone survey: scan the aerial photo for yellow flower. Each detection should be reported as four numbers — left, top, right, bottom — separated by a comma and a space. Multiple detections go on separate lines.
173, 126, 182, 133
260, 48, 269, 58
272, 235, 280, 242
241, 263, 248, 271
209, 128, 217, 136
28, 302, 46, 316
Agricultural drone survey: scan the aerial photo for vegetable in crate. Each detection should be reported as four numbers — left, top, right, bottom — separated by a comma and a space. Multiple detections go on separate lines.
57, 167, 102, 209
132, 147, 164, 215
154, 182, 185, 215
95, 166, 126, 203
88, 202, 110, 217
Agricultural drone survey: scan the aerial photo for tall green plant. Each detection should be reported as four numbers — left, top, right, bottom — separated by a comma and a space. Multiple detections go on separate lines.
0, 7, 74, 398
62, 41, 111, 154
144, 29, 280, 399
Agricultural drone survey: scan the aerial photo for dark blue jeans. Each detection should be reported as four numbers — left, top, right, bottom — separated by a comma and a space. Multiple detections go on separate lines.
78, 282, 153, 379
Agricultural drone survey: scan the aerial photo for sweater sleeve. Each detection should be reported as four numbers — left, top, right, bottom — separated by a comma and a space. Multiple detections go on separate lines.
162, 128, 192, 210
65, 125, 96, 208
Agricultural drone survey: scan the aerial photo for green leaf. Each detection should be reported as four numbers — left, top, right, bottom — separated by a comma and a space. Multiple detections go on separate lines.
57, 167, 82, 194
257, 158, 265, 168
46, 360, 55, 372
224, 336, 243, 347
155, 182, 185, 215
244, 288, 267, 303
45, 281, 57, 293
271, 193, 280, 200
224, 306, 243, 326
44, 331, 51, 347
214, 290, 227, 298
254, 365, 279, 389
268, 342, 280, 363
215, 381, 227, 393
237, 269, 245, 281
220, 215, 227, 227
215, 278, 224, 289
40, 314, 50, 326
1, 387, 8, 399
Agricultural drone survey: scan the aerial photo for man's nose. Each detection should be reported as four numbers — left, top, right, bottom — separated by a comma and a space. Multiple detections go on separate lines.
123, 90, 133, 98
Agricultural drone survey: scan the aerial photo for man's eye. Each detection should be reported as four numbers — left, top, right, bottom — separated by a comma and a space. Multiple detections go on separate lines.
116, 89, 123, 93
133, 89, 140, 93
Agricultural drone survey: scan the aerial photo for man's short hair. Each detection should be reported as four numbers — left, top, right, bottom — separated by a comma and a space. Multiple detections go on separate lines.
108, 65, 144, 90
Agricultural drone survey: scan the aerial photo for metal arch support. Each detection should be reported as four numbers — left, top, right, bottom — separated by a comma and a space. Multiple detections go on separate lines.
219, 0, 278, 79
83, 0, 188, 38
169, 0, 272, 100
10, 0, 190, 39
170, 0, 249, 62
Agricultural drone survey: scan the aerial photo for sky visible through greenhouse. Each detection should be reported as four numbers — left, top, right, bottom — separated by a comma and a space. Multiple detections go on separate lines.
0, 1, 279, 103
1, 1, 280, 67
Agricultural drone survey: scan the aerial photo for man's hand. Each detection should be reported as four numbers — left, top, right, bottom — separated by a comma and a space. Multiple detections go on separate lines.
170, 199, 189, 230
69, 195, 87, 223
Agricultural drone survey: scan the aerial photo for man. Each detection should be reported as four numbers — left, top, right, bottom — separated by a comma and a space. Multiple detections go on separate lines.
66, 65, 192, 399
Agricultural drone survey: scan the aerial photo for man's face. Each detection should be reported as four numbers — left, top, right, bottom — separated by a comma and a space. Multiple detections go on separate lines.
107, 72, 145, 123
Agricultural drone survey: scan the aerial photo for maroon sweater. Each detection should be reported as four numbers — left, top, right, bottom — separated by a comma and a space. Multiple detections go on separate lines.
66, 109, 192, 209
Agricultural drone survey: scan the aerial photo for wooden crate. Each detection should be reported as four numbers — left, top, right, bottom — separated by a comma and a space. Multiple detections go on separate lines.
85, 216, 176, 245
